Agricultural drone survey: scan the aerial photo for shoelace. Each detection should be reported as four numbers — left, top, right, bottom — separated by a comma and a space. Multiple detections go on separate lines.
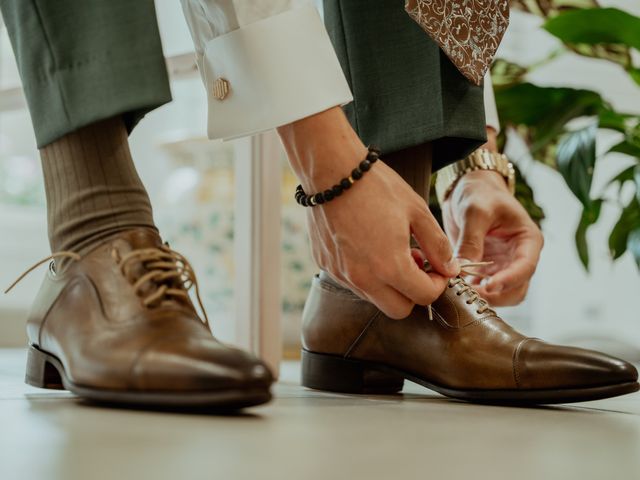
424, 260, 494, 321
6, 250, 491, 328
4, 245, 209, 329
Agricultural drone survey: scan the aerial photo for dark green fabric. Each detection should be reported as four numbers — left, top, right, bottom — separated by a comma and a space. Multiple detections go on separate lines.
323, 0, 487, 171
0, 0, 171, 148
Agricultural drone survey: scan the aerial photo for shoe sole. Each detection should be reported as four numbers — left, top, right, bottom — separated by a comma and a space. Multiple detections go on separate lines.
25, 345, 272, 410
301, 349, 640, 405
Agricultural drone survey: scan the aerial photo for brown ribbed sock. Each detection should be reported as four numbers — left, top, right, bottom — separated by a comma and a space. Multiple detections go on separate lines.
384, 143, 433, 201
384, 143, 434, 249
40, 116, 157, 255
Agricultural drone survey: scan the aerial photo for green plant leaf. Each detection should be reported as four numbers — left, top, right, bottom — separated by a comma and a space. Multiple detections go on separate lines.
629, 67, 640, 87
628, 228, 640, 269
609, 198, 640, 259
635, 165, 640, 205
495, 84, 603, 164
490, 59, 529, 88
556, 123, 598, 206
608, 165, 637, 194
544, 8, 640, 50
514, 164, 546, 227
495, 83, 602, 127
569, 43, 632, 67
511, 0, 600, 18
575, 199, 603, 270
609, 140, 640, 158
598, 108, 634, 133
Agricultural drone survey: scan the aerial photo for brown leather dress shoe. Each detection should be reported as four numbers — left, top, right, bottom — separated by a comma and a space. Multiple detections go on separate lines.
301, 272, 639, 404
19, 229, 273, 408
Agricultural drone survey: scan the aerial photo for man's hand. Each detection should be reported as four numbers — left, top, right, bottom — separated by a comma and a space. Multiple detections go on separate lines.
278, 107, 459, 319
442, 163, 543, 307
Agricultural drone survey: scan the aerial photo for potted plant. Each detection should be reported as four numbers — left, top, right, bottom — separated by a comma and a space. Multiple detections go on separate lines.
491, 1, 640, 270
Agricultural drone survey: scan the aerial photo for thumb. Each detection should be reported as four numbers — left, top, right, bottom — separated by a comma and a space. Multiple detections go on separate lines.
410, 210, 459, 277
454, 212, 491, 262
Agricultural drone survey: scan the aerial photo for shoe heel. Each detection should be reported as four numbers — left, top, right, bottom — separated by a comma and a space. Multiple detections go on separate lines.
25, 345, 64, 390
301, 350, 404, 394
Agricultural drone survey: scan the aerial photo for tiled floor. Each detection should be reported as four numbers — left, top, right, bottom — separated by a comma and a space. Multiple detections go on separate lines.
1, 348, 639, 480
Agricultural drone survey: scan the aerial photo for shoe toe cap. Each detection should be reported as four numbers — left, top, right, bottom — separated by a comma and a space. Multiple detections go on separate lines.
515, 339, 638, 390
132, 336, 274, 392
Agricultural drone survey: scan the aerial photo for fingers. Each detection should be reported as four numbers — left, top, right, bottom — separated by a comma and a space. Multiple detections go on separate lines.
339, 252, 449, 319
478, 281, 529, 307
483, 258, 535, 295
482, 233, 542, 295
410, 248, 426, 268
389, 254, 450, 307
453, 205, 492, 262
347, 272, 415, 319
410, 209, 459, 277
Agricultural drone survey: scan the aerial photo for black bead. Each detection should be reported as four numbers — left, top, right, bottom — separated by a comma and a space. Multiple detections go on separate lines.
296, 184, 303, 192
332, 184, 343, 196
314, 193, 325, 205
323, 189, 334, 201
351, 168, 363, 180
300, 196, 308, 207
340, 178, 352, 190
367, 148, 380, 162
359, 159, 371, 172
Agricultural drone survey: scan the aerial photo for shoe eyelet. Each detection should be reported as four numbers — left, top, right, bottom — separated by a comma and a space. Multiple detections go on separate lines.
476, 310, 481, 314
466, 300, 472, 305
456, 292, 461, 296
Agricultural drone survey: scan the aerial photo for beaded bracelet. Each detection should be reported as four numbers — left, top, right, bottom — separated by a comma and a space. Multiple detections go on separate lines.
295, 147, 380, 207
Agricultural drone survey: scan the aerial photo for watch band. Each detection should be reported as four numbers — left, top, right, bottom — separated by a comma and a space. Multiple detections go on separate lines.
435, 148, 516, 205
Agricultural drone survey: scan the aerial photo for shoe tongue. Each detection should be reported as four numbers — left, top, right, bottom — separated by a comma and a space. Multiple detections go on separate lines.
112, 228, 164, 254
110, 229, 174, 301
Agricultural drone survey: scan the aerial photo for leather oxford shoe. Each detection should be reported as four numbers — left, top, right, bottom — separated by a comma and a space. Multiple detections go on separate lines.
301, 272, 639, 404
17, 228, 273, 408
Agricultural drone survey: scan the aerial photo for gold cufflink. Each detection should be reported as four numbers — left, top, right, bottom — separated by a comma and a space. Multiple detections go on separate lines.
212, 77, 230, 101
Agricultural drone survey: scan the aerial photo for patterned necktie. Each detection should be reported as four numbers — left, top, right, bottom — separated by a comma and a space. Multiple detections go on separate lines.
405, 0, 509, 85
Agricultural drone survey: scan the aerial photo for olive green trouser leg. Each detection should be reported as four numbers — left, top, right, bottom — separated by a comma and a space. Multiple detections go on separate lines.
0, 0, 171, 147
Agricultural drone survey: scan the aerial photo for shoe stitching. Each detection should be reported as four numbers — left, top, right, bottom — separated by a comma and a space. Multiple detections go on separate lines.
34, 277, 76, 347
344, 310, 383, 359
444, 293, 461, 328
512, 338, 535, 389
429, 306, 454, 330
459, 314, 501, 329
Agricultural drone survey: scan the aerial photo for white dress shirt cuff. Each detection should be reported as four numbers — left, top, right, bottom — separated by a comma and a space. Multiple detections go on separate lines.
483, 72, 500, 133
198, 4, 353, 140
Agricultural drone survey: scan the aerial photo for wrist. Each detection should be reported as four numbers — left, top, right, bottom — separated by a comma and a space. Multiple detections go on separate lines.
277, 107, 368, 192
446, 169, 510, 206
481, 126, 499, 153
458, 169, 510, 191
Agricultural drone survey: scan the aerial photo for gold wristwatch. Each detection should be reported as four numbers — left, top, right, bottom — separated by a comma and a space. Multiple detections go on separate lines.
435, 148, 516, 205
